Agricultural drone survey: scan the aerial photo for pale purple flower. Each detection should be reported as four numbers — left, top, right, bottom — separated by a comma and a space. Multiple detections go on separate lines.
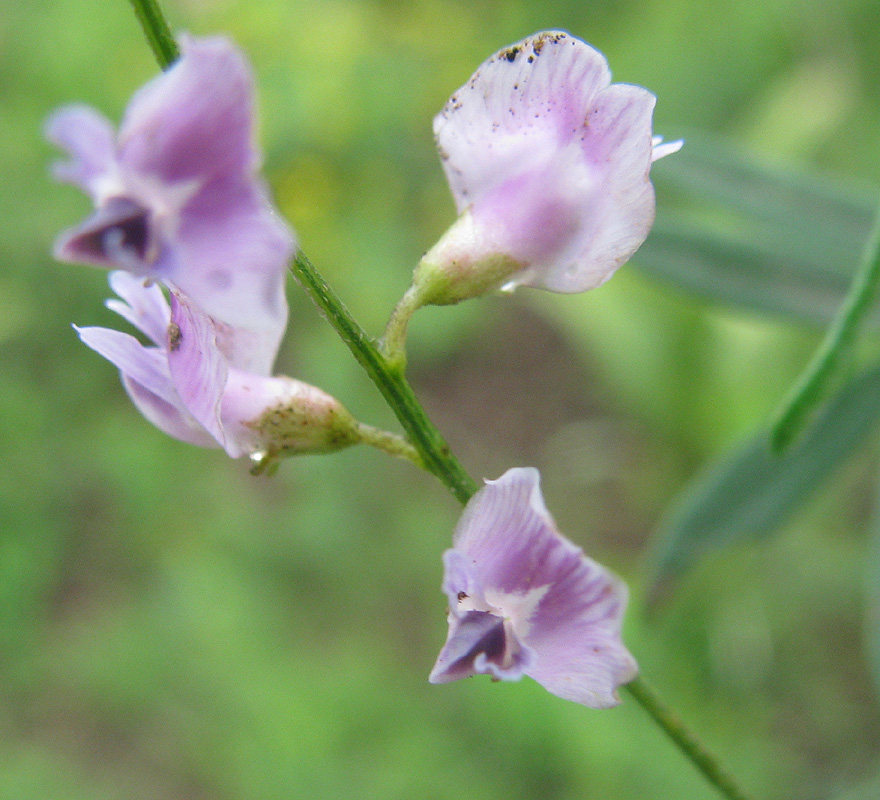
430, 467, 637, 708
77, 272, 360, 463
47, 34, 294, 369
413, 31, 681, 305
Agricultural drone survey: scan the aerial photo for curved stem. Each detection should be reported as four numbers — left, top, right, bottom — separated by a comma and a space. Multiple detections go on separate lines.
381, 283, 427, 370
127, 0, 179, 69
625, 678, 756, 800
772, 201, 880, 452
291, 251, 478, 504
357, 423, 424, 468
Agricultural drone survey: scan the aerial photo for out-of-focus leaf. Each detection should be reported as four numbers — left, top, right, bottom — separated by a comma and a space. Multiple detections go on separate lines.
865, 473, 880, 708
654, 134, 876, 238
637, 134, 879, 325
647, 362, 880, 600
637, 218, 853, 324
830, 767, 880, 800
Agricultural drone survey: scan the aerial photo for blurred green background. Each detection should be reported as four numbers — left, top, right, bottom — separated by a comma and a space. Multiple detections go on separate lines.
3, 0, 880, 798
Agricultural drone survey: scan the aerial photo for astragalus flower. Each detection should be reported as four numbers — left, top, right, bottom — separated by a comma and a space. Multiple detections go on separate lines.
412, 31, 681, 306
77, 272, 361, 465
47, 34, 293, 372
430, 467, 637, 708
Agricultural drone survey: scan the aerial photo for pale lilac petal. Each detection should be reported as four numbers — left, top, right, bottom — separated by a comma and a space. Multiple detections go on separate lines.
432, 467, 637, 708
465, 148, 594, 285
117, 34, 295, 332
524, 599, 638, 707
435, 31, 610, 212
523, 84, 657, 293
105, 271, 170, 346
451, 468, 556, 590
439, 547, 484, 609
424, 32, 679, 302
78, 273, 354, 461
76, 321, 216, 447
118, 35, 254, 185
120, 374, 219, 448
211, 319, 283, 377
170, 169, 293, 335
48, 34, 295, 337
166, 292, 230, 453
44, 105, 117, 198
75, 325, 177, 406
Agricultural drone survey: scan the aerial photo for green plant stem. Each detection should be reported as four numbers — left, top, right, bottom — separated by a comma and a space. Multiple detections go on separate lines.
128, 0, 178, 69
625, 678, 755, 800
356, 423, 423, 467
772, 203, 880, 452
381, 284, 426, 370
291, 251, 478, 504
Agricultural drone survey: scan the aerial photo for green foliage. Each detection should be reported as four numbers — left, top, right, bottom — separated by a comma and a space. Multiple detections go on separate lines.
648, 362, 880, 595
642, 134, 878, 326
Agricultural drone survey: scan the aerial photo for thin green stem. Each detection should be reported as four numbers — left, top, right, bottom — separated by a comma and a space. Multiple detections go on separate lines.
625, 678, 756, 800
290, 251, 478, 504
356, 423, 424, 468
772, 202, 880, 452
381, 284, 427, 370
128, 0, 179, 69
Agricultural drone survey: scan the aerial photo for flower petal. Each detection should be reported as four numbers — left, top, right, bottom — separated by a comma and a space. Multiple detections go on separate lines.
76, 322, 215, 447
422, 32, 678, 303
120, 374, 219, 448
439, 467, 637, 708
523, 596, 638, 707
451, 467, 559, 594
53, 197, 153, 272
522, 83, 658, 293
171, 168, 293, 337
118, 35, 254, 186
118, 34, 294, 334
429, 609, 534, 684
75, 325, 177, 406
48, 35, 295, 340
166, 291, 231, 454
434, 31, 611, 213
44, 105, 118, 199
105, 271, 171, 347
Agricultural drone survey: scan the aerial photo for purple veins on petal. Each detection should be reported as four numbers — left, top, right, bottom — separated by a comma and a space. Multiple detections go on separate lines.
429, 467, 637, 708
167, 291, 229, 451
